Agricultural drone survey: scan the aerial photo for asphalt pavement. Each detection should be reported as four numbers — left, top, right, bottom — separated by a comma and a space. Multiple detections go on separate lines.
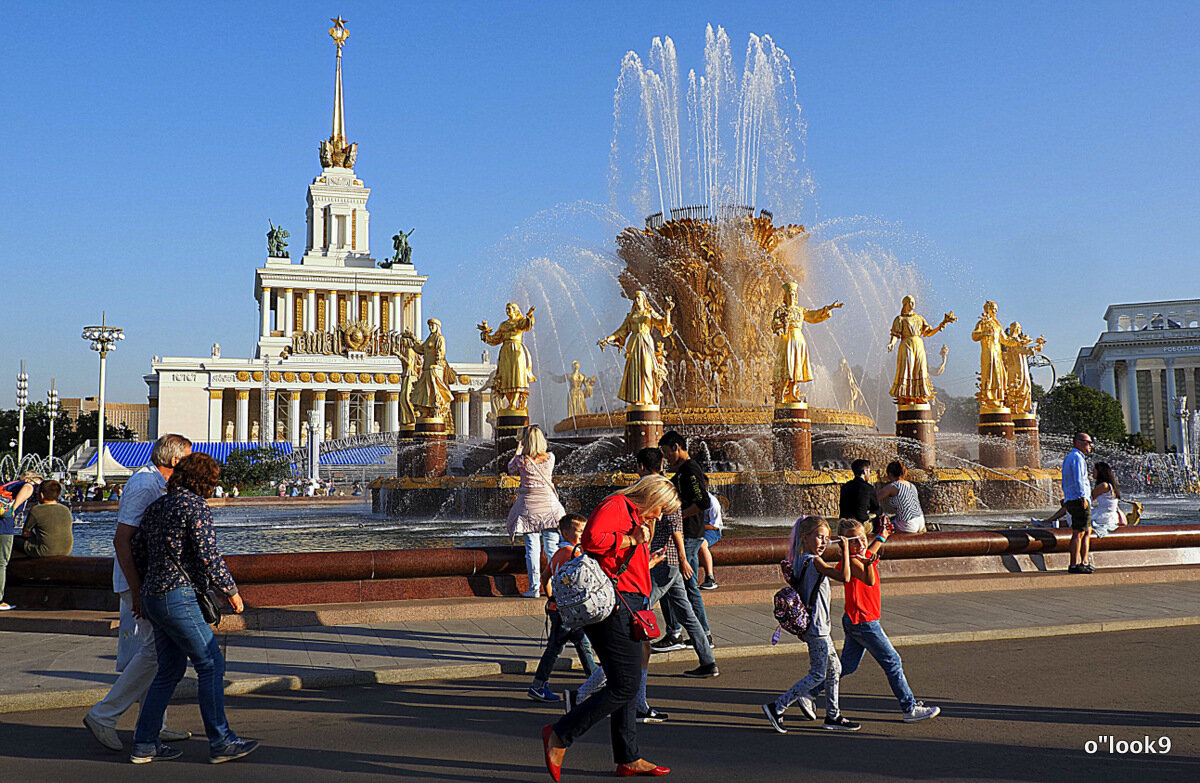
1, 626, 1197, 782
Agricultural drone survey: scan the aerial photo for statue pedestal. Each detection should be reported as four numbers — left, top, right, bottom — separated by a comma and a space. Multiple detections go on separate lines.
896, 403, 936, 471
624, 404, 663, 454
978, 406, 1016, 469
495, 408, 529, 469
395, 424, 417, 475
410, 417, 447, 478
1012, 413, 1040, 468
773, 403, 812, 471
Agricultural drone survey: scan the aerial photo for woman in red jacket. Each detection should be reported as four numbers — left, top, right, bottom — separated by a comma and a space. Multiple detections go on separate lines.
542, 474, 680, 779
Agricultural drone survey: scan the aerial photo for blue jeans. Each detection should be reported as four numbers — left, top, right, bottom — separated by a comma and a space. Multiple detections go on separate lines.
133, 587, 240, 752
810, 615, 916, 713
649, 562, 714, 665
664, 537, 709, 635
524, 529, 561, 592
532, 608, 597, 685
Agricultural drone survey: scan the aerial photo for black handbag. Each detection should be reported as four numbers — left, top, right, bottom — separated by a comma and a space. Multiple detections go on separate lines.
164, 544, 224, 627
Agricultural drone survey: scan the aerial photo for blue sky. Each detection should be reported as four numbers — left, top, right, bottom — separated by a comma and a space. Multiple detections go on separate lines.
3, 1, 1199, 405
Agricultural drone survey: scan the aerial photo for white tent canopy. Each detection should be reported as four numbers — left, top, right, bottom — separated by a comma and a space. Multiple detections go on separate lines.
76, 445, 134, 481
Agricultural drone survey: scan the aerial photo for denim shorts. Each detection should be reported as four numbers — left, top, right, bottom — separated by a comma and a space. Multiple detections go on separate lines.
703, 528, 722, 548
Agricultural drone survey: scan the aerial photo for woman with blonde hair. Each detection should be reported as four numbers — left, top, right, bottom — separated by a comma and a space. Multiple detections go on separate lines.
508, 425, 566, 598
542, 474, 680, 780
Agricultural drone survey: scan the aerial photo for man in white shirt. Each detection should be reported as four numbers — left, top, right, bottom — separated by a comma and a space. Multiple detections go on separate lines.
84, 435, 194, 751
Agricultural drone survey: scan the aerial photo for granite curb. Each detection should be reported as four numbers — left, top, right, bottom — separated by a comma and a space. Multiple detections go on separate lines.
3, 614, 1198, 715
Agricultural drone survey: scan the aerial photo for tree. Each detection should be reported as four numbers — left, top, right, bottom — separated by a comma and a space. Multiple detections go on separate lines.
1038, 374, 1126, 443
0, 403, 80, 458
219, 446, 291, 488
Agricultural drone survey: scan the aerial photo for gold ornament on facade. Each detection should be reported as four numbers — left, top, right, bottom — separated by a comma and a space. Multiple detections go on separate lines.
314, 372, 327, 383
252, 372, 263, 382
236, 371, 250, 382
300, 372, 312, 382
374, 373, 386, 383
269, 372, 280, 382
283, 372, 296, 382
330, 372, 343, 383
388, 373, 401, 384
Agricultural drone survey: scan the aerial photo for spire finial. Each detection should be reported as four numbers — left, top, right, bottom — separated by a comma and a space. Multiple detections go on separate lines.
319, 15, 357, 169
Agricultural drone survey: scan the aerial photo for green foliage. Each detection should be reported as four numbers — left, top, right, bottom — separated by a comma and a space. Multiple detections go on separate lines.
937, 392, 979, 434
0, 404, 124, 459
218, 446, 291, 488
1038, 374, 1126, 443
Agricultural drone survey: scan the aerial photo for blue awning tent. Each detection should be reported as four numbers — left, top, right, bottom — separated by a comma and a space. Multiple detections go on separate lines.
82, 441, 389, 471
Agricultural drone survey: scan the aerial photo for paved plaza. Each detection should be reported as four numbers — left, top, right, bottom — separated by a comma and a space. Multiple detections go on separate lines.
1, 626, 1197, 781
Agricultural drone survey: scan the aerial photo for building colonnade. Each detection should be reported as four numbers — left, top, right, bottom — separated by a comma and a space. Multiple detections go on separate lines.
257, 287, 424, 338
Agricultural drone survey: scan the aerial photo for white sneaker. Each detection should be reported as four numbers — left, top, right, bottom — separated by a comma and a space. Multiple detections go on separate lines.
84, 712, 123, 751
796, 695, 817, 721
903, 702, 941, 723
0, 603, 14, 611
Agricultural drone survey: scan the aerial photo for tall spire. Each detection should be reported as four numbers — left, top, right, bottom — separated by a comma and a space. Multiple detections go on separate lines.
319, 16, 357, 169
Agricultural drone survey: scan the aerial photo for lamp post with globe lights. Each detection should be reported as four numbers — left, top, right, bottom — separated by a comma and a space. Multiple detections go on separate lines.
47, 379, 60, 463
15, 360, 29, 463
82, 313, 125, 485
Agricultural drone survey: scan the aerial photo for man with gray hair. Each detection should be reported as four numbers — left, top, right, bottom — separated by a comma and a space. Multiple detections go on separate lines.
84, 434, 194, 751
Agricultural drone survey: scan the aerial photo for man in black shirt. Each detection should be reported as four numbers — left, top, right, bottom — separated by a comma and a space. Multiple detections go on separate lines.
840, 458, 882, 525
654, 431, 716, 664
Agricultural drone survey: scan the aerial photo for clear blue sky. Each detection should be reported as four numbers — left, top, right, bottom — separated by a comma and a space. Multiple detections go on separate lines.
4, 0, 1199, 404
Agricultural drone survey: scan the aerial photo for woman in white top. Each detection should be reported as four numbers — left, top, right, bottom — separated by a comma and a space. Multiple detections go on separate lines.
507, 425, 566, 598
1090, 462, 1126, 538
876, 460, 927, 534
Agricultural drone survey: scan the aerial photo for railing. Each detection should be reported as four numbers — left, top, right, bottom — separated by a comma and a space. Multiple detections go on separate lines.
290, 431, 398, 471
644, 204, 763, 229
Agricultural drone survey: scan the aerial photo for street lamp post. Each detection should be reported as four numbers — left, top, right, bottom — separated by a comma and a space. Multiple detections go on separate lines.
47, 379, 60, 465
82, 313, 125, 486
15, 360, 28, 463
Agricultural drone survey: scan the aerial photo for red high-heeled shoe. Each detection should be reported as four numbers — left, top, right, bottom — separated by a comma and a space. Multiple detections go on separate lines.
542, 725, 562, 782
616, 762, 671, 776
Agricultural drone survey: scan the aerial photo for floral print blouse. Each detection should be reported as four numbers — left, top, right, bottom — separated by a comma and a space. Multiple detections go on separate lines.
133, 487, 238, 598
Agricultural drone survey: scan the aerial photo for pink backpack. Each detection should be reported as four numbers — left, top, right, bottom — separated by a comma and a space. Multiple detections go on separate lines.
771, 559, 824, 644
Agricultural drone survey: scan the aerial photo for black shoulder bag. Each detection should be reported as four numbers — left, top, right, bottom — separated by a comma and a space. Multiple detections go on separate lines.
163, 544, 224, 627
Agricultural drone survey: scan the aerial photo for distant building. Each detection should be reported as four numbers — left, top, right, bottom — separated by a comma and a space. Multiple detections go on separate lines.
61, 397, 151, 441
1073, 299, 1200, 451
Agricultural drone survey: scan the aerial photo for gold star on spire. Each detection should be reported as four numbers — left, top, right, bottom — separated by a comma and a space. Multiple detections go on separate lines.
329, 16, 349, 50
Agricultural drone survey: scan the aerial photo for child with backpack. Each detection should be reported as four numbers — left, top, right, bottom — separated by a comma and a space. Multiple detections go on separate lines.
818, 518, 940, 722
762, 515, 859, 733
528, 514, 598, 702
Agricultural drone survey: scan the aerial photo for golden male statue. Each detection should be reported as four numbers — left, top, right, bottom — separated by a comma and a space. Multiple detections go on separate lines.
887, 295, 956, 404
770, 282, 842, 405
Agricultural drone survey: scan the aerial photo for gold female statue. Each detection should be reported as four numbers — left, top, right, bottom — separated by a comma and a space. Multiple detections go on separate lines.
887, 295, 956, 404
551, 360, 597, 418
477, 302, 537, 412
401, 318, 454, 419
971, 301, 1026, 410
397, 336, 422, 427
770, 282, 842, 404
598, 291, 674, 407
1002, 321, 1045, 414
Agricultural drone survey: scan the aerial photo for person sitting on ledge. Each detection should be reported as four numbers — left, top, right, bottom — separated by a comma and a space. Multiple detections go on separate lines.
15, 479, 73, 558
876, 460, 927, 534
840, 458, 883, 528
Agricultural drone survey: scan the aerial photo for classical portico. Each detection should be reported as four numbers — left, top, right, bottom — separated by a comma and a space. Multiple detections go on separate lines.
1075, 299, 1200, 452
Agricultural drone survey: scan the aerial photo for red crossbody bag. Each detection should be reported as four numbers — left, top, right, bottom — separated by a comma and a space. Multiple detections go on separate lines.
611, 503, 661, 642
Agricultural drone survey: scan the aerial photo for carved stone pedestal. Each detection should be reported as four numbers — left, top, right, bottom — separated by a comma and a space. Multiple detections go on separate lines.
395, 424, 417, 476
978, 406, 1016, 469
495, 408, 529, 468
624, 404, 663, 454
1012, 413, 1040, 468
410, 417, 447, 478
896, 403, 936, 471
773, 403, 812, 471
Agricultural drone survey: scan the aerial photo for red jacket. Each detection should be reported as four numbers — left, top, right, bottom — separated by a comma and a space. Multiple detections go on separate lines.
581, 494, 651, 597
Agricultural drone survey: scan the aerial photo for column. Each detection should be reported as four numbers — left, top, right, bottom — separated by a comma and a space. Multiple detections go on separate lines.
259, 287, 271, 337
348, 292, 358, 325
276, 289, 286, 333
312, 391, 327, 442
288, 391, 301, 444
1166, 357, 1180, 451
1125, 360, 1140, 434
1151, 367, 1165, 450
325, 291, 337, 330
391, 294, 400, 331
363, 391, 376, 434
306, 290, 317, 332
1099, 361, 1116, 398
337, 391, 350, 438
413, 295, 423, 338
208, 389, 224, 441
385, 391, 400, 432
372, 293, 381, 330
235, 390, 250, 442
284, 289, 294, 335
1186, 367, 1197, 412
453, 391, 470, 440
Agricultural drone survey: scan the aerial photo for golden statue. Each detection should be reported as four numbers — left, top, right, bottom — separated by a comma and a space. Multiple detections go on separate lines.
838, 358, 865, 413
398, 335, 422, 427
477, 303, 537, 412
1002, 321, 1045, 414
770, 282, 842, 405
971, 301, 1027, 410
552, 360, 597, 418
598, 291, 674, 407
887, 295, 956, 404
401, 318, 454, 420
